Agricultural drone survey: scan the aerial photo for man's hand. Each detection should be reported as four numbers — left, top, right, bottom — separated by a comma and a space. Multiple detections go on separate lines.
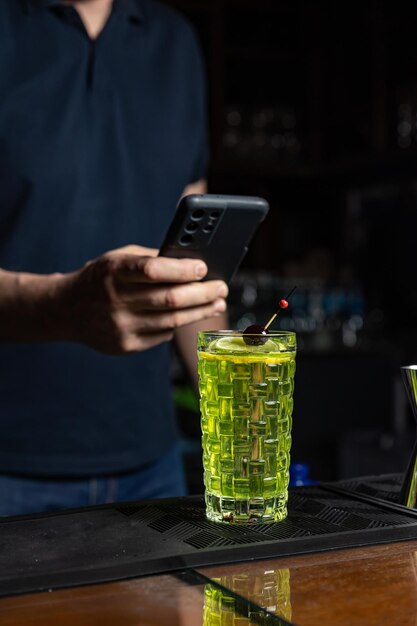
56, 245, 228, 354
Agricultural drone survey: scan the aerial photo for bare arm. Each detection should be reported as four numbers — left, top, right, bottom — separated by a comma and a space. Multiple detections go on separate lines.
0, 244, 228, 354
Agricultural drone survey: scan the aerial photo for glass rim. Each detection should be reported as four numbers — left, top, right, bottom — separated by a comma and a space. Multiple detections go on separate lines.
198, 330, 296, 337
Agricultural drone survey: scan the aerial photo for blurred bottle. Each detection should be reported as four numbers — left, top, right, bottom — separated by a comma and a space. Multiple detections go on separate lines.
230, 271, 366, 352
222, 104, 301, 164
289, 462, 316, 486
396, 83, 417, 149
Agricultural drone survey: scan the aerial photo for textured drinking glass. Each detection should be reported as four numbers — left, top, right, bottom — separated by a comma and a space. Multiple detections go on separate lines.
198, 330, 296, 523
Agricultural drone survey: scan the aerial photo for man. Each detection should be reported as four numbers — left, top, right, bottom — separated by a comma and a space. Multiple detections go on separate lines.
0, 0, 227, 514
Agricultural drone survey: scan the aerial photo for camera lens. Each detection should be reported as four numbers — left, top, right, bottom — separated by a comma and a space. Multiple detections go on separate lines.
203, 225, 213, 233
179, 234, 193, 246
210, 211, 221, 219
191, 209, 205, 220
185, 222, 198, 233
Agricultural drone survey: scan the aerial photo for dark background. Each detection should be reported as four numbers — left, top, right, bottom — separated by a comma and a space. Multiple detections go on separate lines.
163, 0, 417, 489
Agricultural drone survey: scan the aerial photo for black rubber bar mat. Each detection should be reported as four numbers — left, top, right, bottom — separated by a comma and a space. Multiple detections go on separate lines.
329, 473, 403, 504
1, 484, 417, 597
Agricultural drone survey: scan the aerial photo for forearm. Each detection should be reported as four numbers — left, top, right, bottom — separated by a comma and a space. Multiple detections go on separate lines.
0, 248, 228, 354
0, 268, 69, 342
175, 311, 228, 391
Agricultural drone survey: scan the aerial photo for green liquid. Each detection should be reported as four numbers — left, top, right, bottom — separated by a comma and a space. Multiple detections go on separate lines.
198, 338, 296, 523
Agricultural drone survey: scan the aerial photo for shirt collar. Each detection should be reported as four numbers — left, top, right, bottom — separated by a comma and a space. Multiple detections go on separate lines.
24, 0, 144, 22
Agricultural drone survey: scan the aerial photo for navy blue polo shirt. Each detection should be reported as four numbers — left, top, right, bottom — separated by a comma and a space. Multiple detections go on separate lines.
0, 0, 207, 475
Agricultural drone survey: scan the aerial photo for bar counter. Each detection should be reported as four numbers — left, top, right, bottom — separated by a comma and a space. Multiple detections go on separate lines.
1, 476, 417, 626
1, 540, 417, 625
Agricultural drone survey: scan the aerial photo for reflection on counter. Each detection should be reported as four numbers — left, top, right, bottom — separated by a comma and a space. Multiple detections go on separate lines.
199, 540, 417, 626
203, 569, 292, 625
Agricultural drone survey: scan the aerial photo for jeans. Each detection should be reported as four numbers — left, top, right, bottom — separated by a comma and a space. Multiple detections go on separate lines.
0, 444, 187, 517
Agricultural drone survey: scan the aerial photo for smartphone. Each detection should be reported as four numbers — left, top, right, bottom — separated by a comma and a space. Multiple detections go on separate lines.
159, 194, 269, 283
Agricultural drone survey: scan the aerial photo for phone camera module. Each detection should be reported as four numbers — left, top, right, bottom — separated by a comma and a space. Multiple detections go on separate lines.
191, 209, 205, 220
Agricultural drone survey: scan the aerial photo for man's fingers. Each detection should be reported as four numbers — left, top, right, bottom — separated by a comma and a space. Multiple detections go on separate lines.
114, 255, 208, 284
119, 280, 229, 310
111, 297, 226, 352
136, 300, 227, 333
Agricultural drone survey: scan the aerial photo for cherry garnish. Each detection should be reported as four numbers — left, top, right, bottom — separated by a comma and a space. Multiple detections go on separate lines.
243, 324, 269, 346
242, 286, 296, 345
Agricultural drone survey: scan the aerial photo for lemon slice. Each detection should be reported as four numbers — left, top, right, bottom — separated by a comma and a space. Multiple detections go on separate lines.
211, 337, 247, 352
210, 336, 279, 353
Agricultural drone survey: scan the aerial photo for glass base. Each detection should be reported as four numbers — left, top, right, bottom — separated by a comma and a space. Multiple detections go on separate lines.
205, 492, 288, 524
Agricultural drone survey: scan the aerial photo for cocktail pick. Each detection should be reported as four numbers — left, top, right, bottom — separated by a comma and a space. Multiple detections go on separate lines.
243, 285, 297, 345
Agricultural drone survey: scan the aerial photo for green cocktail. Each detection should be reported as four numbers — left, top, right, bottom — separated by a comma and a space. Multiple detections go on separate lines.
198, 331, 296, 523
